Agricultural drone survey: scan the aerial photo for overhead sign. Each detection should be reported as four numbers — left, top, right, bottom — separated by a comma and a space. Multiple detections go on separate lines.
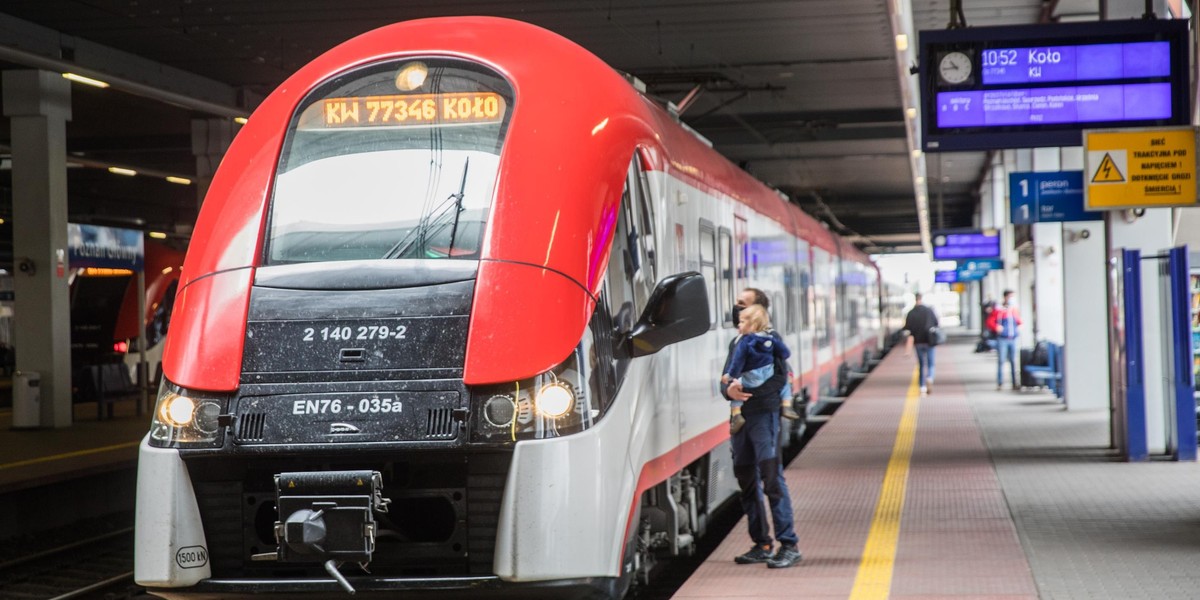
1008, 171, 1103, 224
958, 258, 1003, 271
919, 19, 1189, 152
1084, 127, 1198, 210
67, 223, 144, 270
935, 270, 958, 283
955, 267, 988, 282
932, 229, 1001, 261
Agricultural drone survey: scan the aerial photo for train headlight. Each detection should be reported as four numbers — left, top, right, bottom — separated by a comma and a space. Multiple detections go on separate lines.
536, 382, 574, 418
468, 345, 599, 444
149, 381, 229, 448
162, 394, 195, 427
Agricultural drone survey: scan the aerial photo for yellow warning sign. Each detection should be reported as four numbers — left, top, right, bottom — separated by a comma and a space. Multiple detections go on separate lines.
1084, 127, 1199, 210
1091, 153, 1126, 183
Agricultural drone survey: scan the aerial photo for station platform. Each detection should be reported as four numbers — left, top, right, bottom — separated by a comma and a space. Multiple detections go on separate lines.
674, 335, 1200, 599
0, 395, 147, 493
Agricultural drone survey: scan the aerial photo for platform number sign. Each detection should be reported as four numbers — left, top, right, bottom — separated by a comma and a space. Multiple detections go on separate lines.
1008, 171, 1101, 224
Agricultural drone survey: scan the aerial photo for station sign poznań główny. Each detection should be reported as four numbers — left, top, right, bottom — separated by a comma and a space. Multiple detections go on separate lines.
1084, 126, 1199, 210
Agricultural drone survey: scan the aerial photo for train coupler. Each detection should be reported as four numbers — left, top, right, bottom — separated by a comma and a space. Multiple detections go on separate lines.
273, 470, 390, 593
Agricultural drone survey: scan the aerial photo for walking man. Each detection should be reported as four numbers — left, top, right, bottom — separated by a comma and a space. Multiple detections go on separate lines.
902, 292, 939, 395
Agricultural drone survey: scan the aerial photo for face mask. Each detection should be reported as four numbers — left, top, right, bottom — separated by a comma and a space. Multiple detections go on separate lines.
731, 305, 743, 326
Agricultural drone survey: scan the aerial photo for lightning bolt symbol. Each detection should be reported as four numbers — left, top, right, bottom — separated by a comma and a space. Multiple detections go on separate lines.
1102, 163, 1112, 178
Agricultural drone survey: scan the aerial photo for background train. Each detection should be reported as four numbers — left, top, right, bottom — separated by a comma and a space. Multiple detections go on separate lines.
135, 17, 895, 599
69, 238, 184, 404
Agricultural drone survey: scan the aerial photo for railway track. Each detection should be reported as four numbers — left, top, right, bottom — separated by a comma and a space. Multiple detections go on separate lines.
0, 527, 138, 600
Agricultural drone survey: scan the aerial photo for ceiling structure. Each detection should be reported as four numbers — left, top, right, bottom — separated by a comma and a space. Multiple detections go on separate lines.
0, 0, 1104, 261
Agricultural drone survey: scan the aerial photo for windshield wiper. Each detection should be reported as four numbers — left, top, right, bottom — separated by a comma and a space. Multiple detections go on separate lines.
445, 157, 470, 255
381, 158, 470, 260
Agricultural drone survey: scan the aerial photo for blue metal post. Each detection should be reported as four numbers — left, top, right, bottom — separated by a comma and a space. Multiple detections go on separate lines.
1123, 249, 1148, 462
1168, 246, 1196, 461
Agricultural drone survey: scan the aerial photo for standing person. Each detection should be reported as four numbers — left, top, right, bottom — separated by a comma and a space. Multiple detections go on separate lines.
986, 289, 1023, 390
902, 292, 939, 395
723, 288, 802, 569
723, 304, 791, 434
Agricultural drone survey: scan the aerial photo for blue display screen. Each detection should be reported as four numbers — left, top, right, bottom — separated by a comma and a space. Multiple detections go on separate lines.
919, 20, 1188, 152
932, 231, 1001, 261
935, 270, 958, 283
937, 82, 1172, 128
980, 41, 1170, 85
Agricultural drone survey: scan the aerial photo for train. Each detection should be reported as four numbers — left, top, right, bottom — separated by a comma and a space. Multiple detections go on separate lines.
134, 17, 890, 599
67, 237, 184, 403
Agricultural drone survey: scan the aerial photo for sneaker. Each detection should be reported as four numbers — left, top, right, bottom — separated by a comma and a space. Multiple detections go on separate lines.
734, 544, 774, 564
919, 385, 928, 396
766, 544, 802, 569
925, 378, 933, 394
996, 384, 1002, 391
730, 413, 746, 435
781, 405, 801, 420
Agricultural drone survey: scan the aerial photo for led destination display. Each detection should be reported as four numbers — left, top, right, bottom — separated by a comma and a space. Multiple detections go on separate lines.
981, 41, 1170, 85
931, 230, 1001, 261
937, 83, 1171, 128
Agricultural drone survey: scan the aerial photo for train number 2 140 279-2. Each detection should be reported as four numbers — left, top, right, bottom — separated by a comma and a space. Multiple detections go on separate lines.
302, 324, 408, 342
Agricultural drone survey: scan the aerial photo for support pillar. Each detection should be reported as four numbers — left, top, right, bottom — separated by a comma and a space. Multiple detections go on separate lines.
191, 118, 235, 213
3, 70, 72, 428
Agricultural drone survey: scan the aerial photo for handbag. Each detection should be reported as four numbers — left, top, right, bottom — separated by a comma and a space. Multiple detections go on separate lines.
928, 326, 947, 346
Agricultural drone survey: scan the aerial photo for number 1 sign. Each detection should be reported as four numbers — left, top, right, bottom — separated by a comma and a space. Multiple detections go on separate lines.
1008, 171, 1103, 224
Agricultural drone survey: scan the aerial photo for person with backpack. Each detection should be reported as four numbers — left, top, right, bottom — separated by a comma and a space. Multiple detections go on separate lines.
986, 289, 1023, 390
902, 292, 939, 395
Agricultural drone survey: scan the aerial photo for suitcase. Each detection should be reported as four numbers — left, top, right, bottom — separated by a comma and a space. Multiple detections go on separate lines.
1019, 348, 1039, 388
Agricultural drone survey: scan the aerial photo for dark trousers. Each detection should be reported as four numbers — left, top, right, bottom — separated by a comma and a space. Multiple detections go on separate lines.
731, 410, 798, 547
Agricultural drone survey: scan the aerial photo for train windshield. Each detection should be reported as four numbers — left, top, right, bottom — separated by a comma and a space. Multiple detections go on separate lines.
266, 59, 514, 264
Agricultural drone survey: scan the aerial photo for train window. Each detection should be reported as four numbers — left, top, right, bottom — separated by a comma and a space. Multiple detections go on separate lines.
629, 155, 657, 284
699, 221, 718, 329
623, 158, 654, 314
799, 267, 812, 328
266, 58, 514, 264
607, 191, 639, 335
784, 267, 799, 335
718, 228, 733, 327
772, 291, 785, 333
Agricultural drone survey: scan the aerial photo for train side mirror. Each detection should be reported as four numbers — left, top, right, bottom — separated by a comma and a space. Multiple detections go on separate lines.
627, 271, 710, 358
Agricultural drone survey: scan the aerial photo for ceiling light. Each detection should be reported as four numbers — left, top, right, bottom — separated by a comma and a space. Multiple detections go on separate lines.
895, 34, 909, 52
107, 167, 137, 176
233, 117, 248, 125
161, 266, 174, 274
148, 231, 168, 239
916, 176, 925, 184
911, 149, 922, 158
906, 107, 917, 119
395, 61, 428, 91
62, 72, 110, 88
165, 176, 192, 185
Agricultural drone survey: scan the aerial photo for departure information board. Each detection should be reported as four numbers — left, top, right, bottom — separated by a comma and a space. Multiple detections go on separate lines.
919, 20, 1189, 152
931, 229, 1001, 261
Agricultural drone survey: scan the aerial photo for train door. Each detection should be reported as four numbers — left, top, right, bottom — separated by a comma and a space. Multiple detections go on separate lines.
612, 154, 680, 454
793, 240, 815, 394
811, 247, 835, 395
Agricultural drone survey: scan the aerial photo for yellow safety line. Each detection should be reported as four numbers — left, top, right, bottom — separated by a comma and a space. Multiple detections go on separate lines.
0, 440, 140, 471
848, 367, 922, 600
